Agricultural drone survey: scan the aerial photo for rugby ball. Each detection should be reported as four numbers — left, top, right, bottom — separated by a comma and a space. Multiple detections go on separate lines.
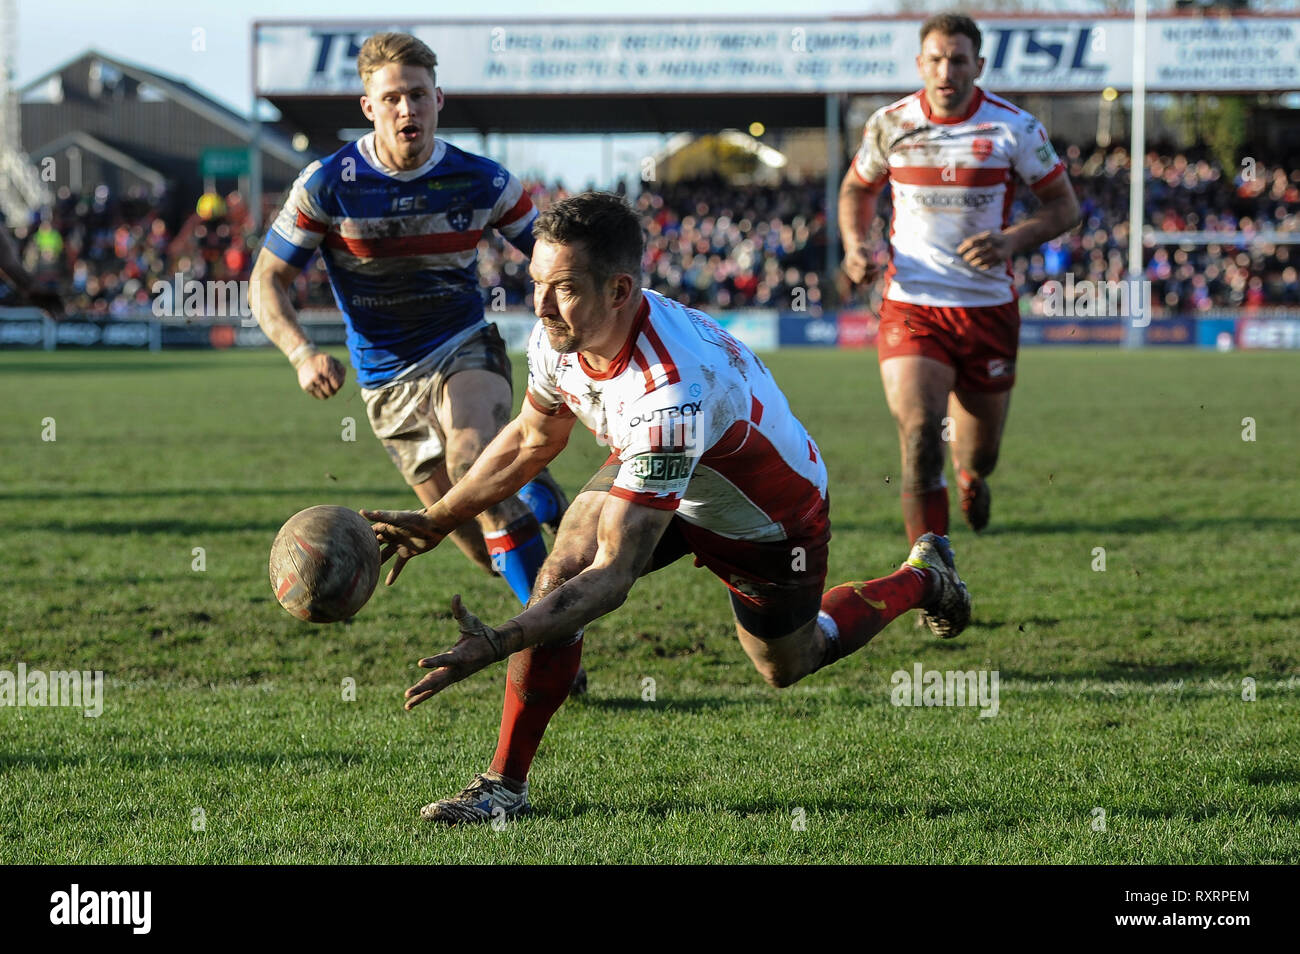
269, 506, 380, 623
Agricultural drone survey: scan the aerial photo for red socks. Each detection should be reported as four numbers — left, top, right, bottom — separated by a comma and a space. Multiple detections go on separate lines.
819, 566, 931, 664
488, 635, 584, 783
901, 483, 949, 544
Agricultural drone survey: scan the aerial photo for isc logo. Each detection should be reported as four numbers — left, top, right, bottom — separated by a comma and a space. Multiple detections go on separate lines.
390, 195, 427, 212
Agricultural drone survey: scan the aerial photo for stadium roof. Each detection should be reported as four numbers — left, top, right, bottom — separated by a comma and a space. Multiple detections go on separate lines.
268, 92, 829, 139
21, 49, 302, 169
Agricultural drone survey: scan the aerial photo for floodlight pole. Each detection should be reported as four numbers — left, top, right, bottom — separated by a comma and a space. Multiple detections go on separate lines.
825, 93, 842, 285
1127, 0, 1148, 346
249, 20, 263, 234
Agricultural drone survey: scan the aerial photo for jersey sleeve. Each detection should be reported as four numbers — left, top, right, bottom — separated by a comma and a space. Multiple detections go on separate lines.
263, 160, 330, 269
488, 168, 539, 258
524, 321, 572, 418
1011, 113, 1066, 193
610, 381, 708, 511
851, 108, 890, 189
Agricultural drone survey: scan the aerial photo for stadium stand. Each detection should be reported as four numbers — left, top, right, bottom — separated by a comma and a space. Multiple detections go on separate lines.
6, 146, 1298, 317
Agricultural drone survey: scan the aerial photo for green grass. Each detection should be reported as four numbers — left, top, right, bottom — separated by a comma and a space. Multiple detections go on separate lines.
1, 346, 1297, 864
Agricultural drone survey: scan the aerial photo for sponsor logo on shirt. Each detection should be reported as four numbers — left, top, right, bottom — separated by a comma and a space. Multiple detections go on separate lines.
627, 401, 702, 428
427, 174, 476, 192
627, 452, 691, 485
390, 195, 428, 213
908, 191, 999, 209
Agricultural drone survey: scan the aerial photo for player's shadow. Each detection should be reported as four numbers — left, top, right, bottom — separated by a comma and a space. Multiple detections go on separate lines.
554, 787, 1300, 824
21, 518, 288, 536
0, 749, 364, 771
0, 486, 400, 503
572, 696, 746, 713
0, 358, 202, 375
982, 514, 1300, 536
992, 662, 1268, 685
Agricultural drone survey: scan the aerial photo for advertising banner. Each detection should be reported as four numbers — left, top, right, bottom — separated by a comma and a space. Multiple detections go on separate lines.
255, 17, 1300, 97
714, 310, 779, 352
837, 310, 879, 349
779, 315, 840, 347
1020, 318, 1125, 345
1237, 317, 1300, 349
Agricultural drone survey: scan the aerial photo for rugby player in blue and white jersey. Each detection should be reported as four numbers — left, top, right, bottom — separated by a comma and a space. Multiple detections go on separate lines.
251, 33, 567, 615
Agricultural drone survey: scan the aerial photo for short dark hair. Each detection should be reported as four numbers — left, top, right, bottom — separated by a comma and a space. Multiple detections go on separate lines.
920, 13, 982, 57
532, 192, 644, 288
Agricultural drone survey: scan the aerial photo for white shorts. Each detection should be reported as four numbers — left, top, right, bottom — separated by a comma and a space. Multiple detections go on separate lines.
360, 323, 512, 486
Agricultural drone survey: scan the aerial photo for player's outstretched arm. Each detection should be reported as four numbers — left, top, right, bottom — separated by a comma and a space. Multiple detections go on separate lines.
402, 496, 673, 707
363, 399, 574, 585
250, 248, 345, 399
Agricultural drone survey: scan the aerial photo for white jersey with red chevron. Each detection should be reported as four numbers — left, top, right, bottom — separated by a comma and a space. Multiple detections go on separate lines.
526, 290, 828, 542
852, 86, 1065, 307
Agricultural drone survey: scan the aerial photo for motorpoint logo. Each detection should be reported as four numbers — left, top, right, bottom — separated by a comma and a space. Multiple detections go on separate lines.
908, 191, 998, 209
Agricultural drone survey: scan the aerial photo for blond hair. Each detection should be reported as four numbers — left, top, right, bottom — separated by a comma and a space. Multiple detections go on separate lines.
357, 32, 438, 89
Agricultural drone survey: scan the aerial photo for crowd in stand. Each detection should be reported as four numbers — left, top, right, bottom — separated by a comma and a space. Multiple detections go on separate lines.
7, 144, 1299, 318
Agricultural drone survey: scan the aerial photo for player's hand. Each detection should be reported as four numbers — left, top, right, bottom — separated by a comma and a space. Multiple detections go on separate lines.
404, 595, 507, 709
297, 352, 346, 400
362, 508, 449, 586
840, 243, 880, 287
957, 230, 1014, 271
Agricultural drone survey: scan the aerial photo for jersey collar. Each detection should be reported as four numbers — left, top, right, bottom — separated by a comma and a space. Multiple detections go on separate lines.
356, 132, 447, 180
920, 86, 985, 125
577, 296, 650, 381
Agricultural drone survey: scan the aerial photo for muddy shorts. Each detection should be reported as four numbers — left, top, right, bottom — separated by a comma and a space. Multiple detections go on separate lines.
579, 461, 830, 639
360, 323, 511, 486
877, 298, 1020, 392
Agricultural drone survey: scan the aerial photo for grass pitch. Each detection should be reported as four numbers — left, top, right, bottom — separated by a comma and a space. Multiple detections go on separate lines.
1, 345, 1297, 864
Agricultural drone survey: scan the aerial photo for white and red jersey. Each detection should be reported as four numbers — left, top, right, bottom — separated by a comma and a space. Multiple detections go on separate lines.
525, 290, 828, 542
852, 86, 1065, 308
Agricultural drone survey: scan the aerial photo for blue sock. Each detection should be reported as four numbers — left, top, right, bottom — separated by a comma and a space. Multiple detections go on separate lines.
517, 479, 561, 527
485, 516, 547, 606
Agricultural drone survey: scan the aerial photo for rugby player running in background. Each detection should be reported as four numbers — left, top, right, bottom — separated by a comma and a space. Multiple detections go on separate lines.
251, 33, 570, 626
363, 192, 972, 824
839, 13, 1080, 548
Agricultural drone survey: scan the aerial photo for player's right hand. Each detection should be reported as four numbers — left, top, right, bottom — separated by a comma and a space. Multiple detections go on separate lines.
840, 243, 880, 288
403, 595, 506, 709
298, 352, 346, 400
362, 509, 449, 586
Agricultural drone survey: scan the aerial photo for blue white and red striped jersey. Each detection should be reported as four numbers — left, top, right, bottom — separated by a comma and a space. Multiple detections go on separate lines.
525, 290, 828, 542
264, 134, 537, 387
